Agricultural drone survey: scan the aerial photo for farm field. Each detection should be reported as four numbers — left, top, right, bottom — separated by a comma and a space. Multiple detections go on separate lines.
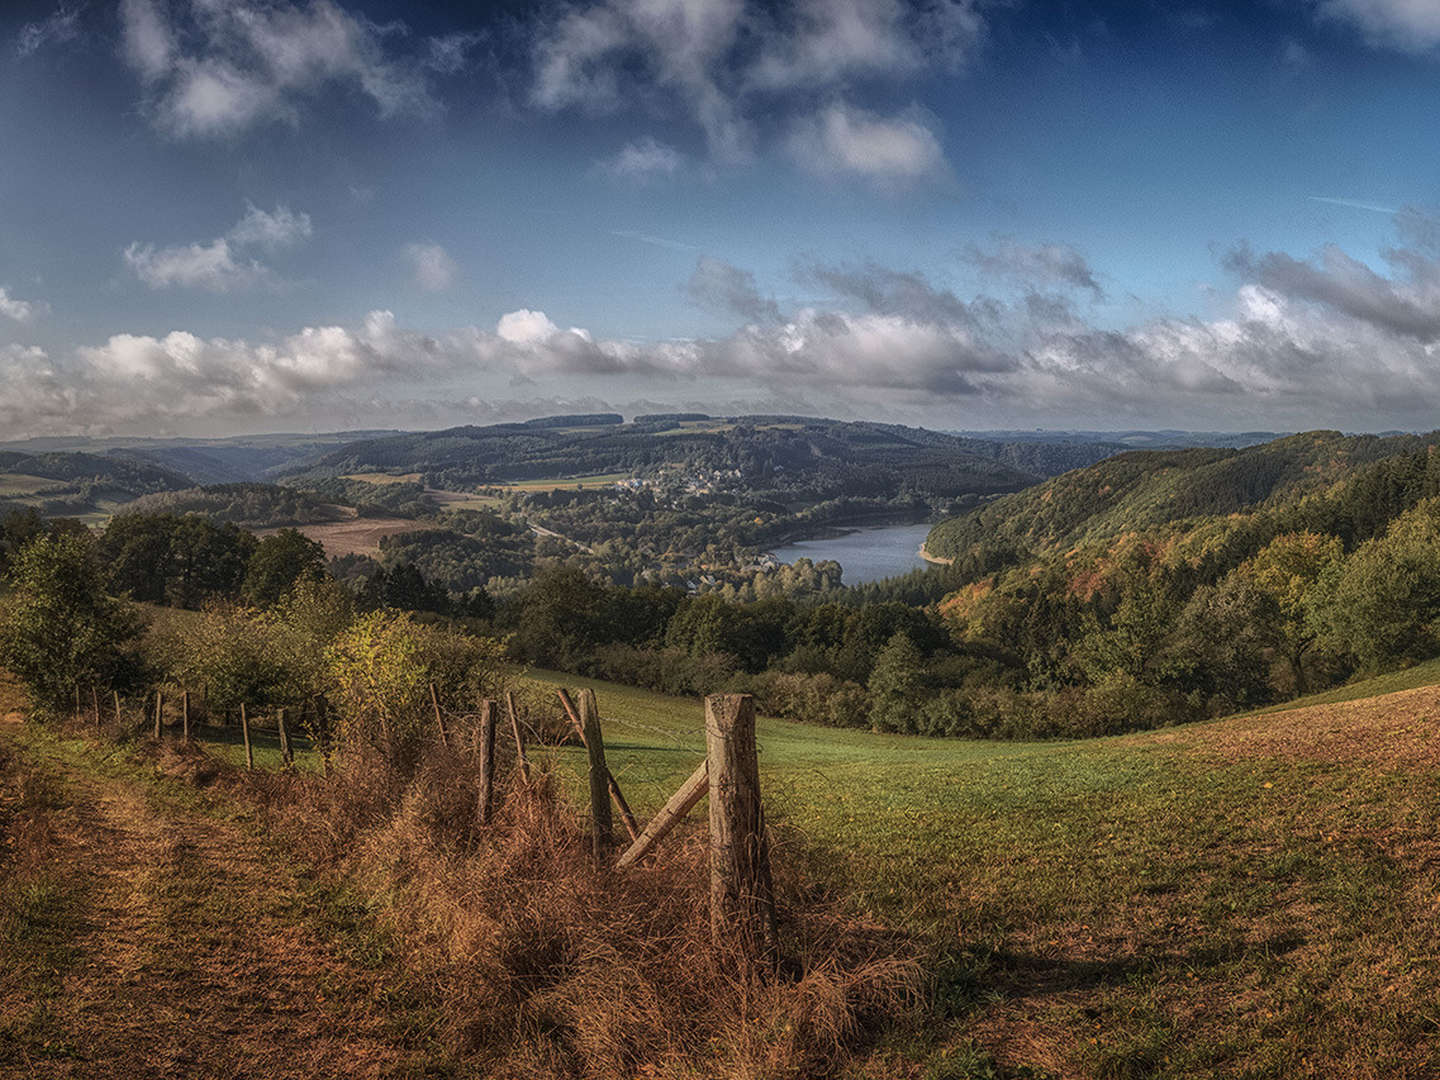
490, 473, 632, 492
528, 667, 1440, 1077
340, 471, 423, 485
255, 514, 437, 558
0, 472, 55, 497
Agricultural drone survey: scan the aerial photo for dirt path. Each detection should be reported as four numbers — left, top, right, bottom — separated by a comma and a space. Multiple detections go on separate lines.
0, 722, 438, 1079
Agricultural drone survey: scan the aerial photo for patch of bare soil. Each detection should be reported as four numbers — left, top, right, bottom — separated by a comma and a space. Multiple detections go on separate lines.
256, 516, 438, 559
0, 730, 431, 1079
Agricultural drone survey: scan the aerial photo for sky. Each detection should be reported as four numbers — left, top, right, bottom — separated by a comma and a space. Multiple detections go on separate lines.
4, 0, 1440, 437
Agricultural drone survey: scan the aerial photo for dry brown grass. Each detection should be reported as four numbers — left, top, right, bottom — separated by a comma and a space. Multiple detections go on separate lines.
231, 744, 924, 1079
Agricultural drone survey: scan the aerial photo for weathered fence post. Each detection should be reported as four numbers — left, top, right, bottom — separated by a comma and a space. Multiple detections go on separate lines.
505, 690, 529, 783
579, 689, 613, 858
240, 703, 254, 770
154, 690, 164, 741
615, 760, 709, 869
182, 690, 191, 743
112, 689, 122, 727
91, 686, 101, 729
74, 684, 81, 721
557, 688, 640, 842
429, 682, 449, 748
477, 699, 497, 825
705, 694, 777, 961
278, 707, 293, 767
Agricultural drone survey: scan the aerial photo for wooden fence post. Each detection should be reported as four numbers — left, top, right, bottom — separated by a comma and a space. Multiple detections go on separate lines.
557, 689, 640, 842
615, 760, 709, 869
579, 689, 613, 858
112, 689, 122, 727
240, 703, 254, 770
477, 699, 497, 825
182, 690, 191, 743
91, 686, 101, 729
278, 707, 293, 767
429, 682, 449, 748
74, 684, 81, 721
705, 694, 777, 960
154, 690, 164, 741
505, 690, 529, 783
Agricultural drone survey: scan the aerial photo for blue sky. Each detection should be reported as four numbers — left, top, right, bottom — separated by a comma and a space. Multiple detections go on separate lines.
4, 0, 1440, 436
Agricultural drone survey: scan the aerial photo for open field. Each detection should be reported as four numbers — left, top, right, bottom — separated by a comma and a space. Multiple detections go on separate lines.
340, 471, 423, 485
256, 514, 437, 558
489, 473, 632, 492
527, 667, 1440, 1077
0, 473, 56, 497
424, 488, 502, 510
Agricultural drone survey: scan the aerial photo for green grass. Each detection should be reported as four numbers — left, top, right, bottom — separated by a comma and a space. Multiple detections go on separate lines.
525, 665, 1440, 1077
1248, 655, 1440, 713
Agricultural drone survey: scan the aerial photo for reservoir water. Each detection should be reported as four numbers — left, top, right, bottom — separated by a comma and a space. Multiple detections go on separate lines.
771, 522, 936, 585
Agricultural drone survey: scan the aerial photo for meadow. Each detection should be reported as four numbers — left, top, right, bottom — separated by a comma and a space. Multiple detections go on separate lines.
14, 648, 1440, 1076
527, 667, 1440, 1077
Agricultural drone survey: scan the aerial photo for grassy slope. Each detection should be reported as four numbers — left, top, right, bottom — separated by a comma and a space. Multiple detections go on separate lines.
528, 666, 1440, 1078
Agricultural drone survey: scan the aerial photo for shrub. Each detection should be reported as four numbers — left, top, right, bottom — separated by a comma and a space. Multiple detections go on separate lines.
0, 532, 144, 713
325, 610, 512, 766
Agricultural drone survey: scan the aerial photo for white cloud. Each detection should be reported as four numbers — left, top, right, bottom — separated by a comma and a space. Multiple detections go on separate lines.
786, 101, 946, 183
124, 238, 268, 292
118, 0, 463, 138
15, 4, 81, 58
120, 0, 177, 82
229, 202, 313, 253
125, 202, 312, 291
0, 288, 43, 323
403, 243, 459, 292
529, 0, 982, 170
600, 136, 685, 181
497, 309, 562, 344
1316, 0, 1440, 51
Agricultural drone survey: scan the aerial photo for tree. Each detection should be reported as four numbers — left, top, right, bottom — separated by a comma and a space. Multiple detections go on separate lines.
508, 564, 605, 667
1235, 531, 1342, 693
242, 528, 327, 607
100, 513, 254, 607
868, 631, 924, 733
1314, 500, 1440, 671
0, 532, 144, 713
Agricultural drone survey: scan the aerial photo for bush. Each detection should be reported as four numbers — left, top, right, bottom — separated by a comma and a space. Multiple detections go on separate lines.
0, 532, 144, 713
325, 611, 513, 767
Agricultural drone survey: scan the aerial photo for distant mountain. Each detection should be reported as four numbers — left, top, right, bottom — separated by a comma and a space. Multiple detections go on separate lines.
285, 414, 1149, 498
947, 429, 1290, 450
0, 431, 401, 484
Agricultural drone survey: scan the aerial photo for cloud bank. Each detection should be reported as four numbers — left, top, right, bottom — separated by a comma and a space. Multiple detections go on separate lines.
12, 209, 1440, 437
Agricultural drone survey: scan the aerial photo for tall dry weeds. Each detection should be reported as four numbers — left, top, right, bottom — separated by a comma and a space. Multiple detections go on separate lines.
185, 741, 923, 1079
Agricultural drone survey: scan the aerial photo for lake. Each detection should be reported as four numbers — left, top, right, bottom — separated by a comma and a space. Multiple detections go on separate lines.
771, 522, 936, 585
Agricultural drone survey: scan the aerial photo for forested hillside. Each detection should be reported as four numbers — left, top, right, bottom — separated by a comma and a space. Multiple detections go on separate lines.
0, 451, 193, 519
887, 430, 1440, 737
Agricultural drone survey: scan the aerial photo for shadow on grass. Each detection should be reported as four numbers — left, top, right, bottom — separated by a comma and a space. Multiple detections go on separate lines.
934, 928, 1308, 1019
